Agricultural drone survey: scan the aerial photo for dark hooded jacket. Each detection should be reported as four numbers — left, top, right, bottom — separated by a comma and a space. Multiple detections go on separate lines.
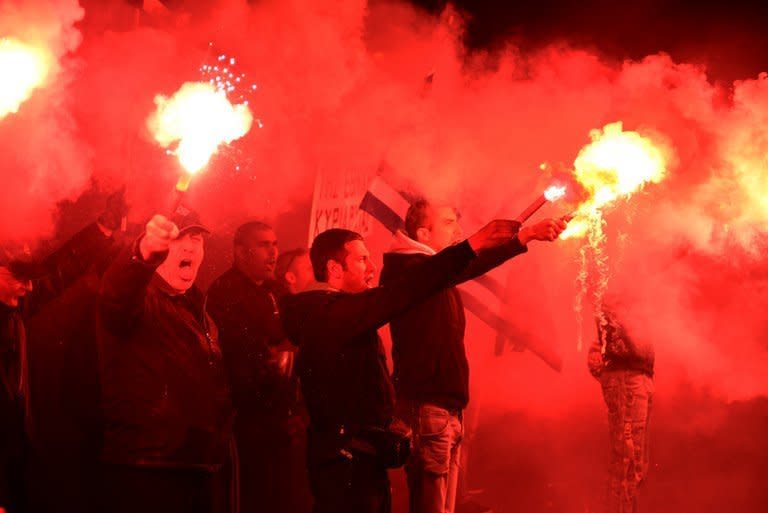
97, 242, 233, 471
593, 312, 655, 377
380, 231, 527, 410
280, 240, 477, 465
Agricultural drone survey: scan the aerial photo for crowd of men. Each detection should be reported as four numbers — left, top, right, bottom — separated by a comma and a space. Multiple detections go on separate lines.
0, 191, 655, 513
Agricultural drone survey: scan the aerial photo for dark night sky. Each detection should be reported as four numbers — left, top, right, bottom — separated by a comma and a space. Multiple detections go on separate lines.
410, 0, 768, 82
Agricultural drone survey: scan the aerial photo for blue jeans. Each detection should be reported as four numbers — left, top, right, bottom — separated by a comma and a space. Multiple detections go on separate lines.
400, 403, 463, 513
600, 370, 654, 513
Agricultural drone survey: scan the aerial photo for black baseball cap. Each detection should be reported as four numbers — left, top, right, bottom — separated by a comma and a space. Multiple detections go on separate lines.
170, 205, 211, 236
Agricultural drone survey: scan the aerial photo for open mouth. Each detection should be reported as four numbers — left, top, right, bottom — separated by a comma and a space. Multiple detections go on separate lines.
179, 259, 193, 269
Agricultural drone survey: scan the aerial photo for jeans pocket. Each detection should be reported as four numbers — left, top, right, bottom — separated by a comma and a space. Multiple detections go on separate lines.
418, 405, 451, 438
411, 405, 455, 476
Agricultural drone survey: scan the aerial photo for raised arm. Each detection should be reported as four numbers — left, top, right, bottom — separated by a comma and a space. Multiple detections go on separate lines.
99, 215, 176, 333
451, 217, 568, 285
28, 189, 128, 311
292, 220, 522, 347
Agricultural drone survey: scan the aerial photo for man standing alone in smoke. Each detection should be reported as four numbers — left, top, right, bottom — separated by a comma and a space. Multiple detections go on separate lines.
588, 303, 655, 513
380, 200, 566, 513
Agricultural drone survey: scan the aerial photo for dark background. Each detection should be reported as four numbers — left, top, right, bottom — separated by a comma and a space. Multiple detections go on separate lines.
410, 0, 768, 82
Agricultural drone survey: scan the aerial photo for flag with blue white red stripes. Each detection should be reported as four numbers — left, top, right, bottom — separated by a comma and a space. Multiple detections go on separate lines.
359, 175, 562, 371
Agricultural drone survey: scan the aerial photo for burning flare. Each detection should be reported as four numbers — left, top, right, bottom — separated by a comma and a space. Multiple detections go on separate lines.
147, 81, 253, 181
564, 122, 671, 350
561, 121, 669, 239
515, 184, 568, 223
544, 184, 566, 202
0, 37, 51, 119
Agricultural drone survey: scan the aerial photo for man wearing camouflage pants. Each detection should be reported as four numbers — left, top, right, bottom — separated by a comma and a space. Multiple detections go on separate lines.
588, 305, 655, 513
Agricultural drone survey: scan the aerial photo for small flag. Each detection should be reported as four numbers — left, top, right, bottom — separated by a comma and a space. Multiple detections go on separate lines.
360, 174, 562, 371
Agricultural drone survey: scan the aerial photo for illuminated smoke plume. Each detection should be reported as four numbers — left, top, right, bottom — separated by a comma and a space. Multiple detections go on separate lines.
0, 0, 765, 404
562, 121, 671, 240
554, 122, 672, 348
0, 0, 84, 242
147, 81, 253, 177
0, 2, 765, 510
0, 37, 51, 118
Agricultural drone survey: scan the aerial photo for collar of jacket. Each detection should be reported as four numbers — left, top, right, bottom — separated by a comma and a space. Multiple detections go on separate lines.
151, 272, 198, 298
387, 230, 436, 256
228, 265, 279, 293
303, 281, 340, 293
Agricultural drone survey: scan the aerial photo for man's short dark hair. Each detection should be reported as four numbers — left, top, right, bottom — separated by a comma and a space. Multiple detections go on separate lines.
310, 229, 363, 282
275, 248, 308, 285
233, 221, 273, 247
405, 199, 432, 240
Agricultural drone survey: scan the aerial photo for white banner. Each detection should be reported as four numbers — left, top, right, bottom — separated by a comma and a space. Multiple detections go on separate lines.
308, 168, 375, 246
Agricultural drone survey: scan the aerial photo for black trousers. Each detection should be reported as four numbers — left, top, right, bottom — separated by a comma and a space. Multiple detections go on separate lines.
238, 429, 312, 513
308, 455, 390, 513
99, 464, 227, 513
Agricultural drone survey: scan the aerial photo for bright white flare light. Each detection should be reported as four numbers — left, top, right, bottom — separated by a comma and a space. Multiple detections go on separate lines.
147, 81, 253, 174
544, 185, 567, 202
0, 38, 51, 119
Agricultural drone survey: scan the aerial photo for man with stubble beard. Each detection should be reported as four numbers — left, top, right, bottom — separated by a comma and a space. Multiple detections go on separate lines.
207, 222, 309, 513
280, 216, 562, 513
380, 200, 566, 513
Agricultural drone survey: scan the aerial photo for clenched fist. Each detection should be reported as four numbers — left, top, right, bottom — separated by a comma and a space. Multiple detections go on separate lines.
467, 219, 521, 253
518, 217, 568, 244
139, 214, 180, 261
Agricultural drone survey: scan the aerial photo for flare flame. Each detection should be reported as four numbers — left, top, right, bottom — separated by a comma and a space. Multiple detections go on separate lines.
147, 81, 253, 177
561, 122, 670, 239
0, 37, 51, 119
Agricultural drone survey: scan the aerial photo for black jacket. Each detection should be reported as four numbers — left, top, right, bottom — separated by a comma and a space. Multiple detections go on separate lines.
26, 223, 120, 446
0, 306, 25, 513
592, 313, 655, 377
280, 240, 476, 464
97, 243, 234, 471
380, 234, 527, 410
207, 267, 298, 421
1, 222, 116, 511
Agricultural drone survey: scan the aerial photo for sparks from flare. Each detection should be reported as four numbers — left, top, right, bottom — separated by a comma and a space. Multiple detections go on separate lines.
0, 38, 51, 119
562, 122, 671, 349
199, 45, 264, 130
147, 82, 254, 183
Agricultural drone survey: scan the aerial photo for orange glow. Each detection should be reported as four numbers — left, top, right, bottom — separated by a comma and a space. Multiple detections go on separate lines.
147, 81, 253, 175
561, 121, 669, 239
0, 38, 51, 119
564, 122, 671, 350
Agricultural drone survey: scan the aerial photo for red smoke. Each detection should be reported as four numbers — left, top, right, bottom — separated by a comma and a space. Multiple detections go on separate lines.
1, 1, 766, 510
1, 0, 764, 419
